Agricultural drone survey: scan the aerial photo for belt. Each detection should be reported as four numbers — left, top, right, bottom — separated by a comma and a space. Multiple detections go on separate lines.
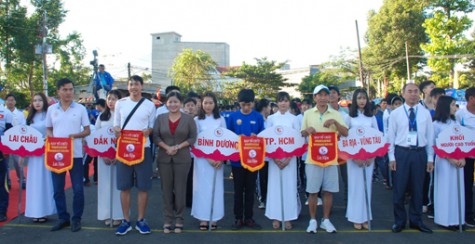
396, 145, 425, 151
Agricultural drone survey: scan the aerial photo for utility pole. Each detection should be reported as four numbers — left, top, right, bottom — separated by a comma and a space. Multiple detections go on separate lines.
405, 41, 411, 83
41, 11, 49, 96
127, 62, 131, 79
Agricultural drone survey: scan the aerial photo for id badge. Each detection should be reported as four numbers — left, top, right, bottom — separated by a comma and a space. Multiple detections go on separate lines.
406, 131, 418, 146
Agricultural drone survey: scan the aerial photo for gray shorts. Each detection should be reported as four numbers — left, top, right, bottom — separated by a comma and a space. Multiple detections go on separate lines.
305, 164, 339, 193
117, 147, 153, 191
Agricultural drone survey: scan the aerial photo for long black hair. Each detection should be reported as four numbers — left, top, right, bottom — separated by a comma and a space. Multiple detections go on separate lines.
26, 93, 48, 125
349, 88, 373, 118
433, 95, 456, 123
198, 92, 221, 120
99, 90, 122, 121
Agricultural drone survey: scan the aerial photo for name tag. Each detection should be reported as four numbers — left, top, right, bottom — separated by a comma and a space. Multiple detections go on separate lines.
250, 121, 256, 124
406, 131, 418, 146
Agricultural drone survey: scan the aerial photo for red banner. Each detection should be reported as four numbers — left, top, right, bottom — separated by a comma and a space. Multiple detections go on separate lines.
238, 136, 266, 172
116, 130, 145, 166
309, 132, 338, 167
45, 137, 74, 174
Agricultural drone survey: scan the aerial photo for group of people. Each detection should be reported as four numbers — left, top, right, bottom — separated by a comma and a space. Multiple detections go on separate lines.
0, 75, 474, 237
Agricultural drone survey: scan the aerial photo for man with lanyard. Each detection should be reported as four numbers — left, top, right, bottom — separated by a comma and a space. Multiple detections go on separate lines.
302, 85, 348, 233
0, 106, 13, 222
46, 78, 91, 232
456, 87, 475, 227
93, 64, 114, 101
4, 94, 27, 189
114, 75, 155, 235
388, 83, 434, 234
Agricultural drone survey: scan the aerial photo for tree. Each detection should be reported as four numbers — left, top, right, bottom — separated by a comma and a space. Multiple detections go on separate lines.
421, 0, 474, 88
297, 69, 342, 101
225, 57, 289, 98
0, 0, 89, 104
364, 0, 428, 94
169, 48, 218, 94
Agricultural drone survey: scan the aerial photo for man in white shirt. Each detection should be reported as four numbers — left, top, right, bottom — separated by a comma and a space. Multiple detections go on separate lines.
456, 87, 475, 227
114, 75, 155, 236
46, 78, 91, 232
5, 94, 26, 189
388, 83, 434, 234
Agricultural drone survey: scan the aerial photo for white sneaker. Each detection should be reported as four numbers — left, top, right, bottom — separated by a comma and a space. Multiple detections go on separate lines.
317, 197, 323, 206
258, 202, 265, 209
305, 199, 309, 205
306, 219, 317, 233
422, 205, 428, 213
320, 219, 337, 233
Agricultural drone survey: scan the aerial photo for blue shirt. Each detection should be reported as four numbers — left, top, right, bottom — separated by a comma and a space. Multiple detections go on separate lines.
226, 110, 265, 167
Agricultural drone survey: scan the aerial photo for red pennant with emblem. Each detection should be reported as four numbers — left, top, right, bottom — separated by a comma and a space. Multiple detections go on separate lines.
309, 132, 338, 167
238, 135, 266, 172
45, 137, 74, 174
116, 130, 145, 166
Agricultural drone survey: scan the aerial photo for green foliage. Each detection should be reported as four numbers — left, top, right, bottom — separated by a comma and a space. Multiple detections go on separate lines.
297, 71, 340, 101
421, 0, 474, 88
364, 0, 427, 82
224, 57, 289, 99
0, 0, 89, 105
169, 48, 218, 94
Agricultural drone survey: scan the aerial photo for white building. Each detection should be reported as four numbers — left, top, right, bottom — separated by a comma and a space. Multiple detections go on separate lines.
151, 32, 230, 88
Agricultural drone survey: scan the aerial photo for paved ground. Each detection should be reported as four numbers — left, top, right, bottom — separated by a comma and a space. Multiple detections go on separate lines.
1, 164, 474, 244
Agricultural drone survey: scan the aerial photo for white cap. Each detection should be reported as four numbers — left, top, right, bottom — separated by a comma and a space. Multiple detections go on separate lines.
313, 85, 330, 95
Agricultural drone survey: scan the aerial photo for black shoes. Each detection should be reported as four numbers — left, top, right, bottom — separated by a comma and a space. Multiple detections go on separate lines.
231, 219, 243, 230
51, 220, 71, 231
71, 220, 81, 232
244, 219, 262, 230
391, 224, 404, 233
409, 222, 433, 234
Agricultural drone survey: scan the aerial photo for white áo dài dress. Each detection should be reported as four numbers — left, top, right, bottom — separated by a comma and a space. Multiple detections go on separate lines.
95, 112, 123, 221
191, 115, 226, 222
25, 112, 57, 218
345, 111, 378, 224
265, 110, 301, 221
433, 119, 465, 227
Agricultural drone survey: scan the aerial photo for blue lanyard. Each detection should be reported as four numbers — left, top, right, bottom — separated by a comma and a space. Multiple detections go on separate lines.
403, 105, 418, 131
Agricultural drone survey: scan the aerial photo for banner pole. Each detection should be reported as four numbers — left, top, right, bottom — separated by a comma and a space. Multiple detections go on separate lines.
109, 161, 114, 228
363, 165, 371, 231
208, 167, 218, 232
279, 167, 285, 231
457, 167, 463, 233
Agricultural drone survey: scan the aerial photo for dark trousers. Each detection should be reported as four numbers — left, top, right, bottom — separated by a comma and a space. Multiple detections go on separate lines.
186, 159, 194, 207
52, 158, 84, 221
0, 157, 8, 215
393, 146, 427, 226
297, 157, 306, 193
339, 163, 348, 201
83, 155, 98, 183
464, 158, 475, 219
232, 166, 257, 220
257, 162, 268, 203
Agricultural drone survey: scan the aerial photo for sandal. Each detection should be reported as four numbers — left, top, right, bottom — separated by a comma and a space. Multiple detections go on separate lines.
272, 220, 280, 229
211, 223, 218, 231
284, 221, 292, 230
199, 222, 208, 231
353, 223, 363, 230
362, 222, 369, 230
163, 225, 172, 234
37, 217, 48, 223
174, 225, 183, 234
32, 218, 39, 223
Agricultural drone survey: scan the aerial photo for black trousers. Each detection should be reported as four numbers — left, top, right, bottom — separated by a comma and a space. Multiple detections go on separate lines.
0, 156, 8, 215
232, 166, 257, 220
464, 158, 475, 219
393, 146, 427, 226
83, 155, 98, 183
186, 159, 194, 207
257, 162, 268, 203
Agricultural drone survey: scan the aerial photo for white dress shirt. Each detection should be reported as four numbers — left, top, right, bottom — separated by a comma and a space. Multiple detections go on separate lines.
387, 103, 434, 162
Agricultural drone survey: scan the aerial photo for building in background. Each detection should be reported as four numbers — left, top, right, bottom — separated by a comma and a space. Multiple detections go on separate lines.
151, 32, 230, 88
